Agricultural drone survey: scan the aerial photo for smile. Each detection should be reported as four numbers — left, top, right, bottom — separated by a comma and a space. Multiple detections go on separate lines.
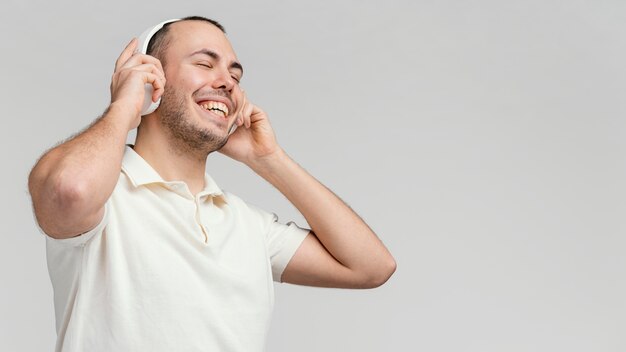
198, 101, 229, 118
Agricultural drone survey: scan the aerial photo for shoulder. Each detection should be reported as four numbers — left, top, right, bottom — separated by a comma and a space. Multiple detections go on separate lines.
220, 191, 275, 223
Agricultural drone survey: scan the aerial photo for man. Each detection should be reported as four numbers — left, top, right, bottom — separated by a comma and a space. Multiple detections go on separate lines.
28, 16, 396, 351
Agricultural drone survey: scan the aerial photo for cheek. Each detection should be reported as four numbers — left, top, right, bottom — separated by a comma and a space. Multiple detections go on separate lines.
182, 73, 206, 86
168, 67, 207, 90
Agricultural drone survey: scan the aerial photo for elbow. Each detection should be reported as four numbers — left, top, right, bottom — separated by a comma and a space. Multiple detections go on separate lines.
43, 170, 88, 207
360, 256, 397, 289
375, 256, 397, 288
28, 149, 88, 207
29, 166, 90, 219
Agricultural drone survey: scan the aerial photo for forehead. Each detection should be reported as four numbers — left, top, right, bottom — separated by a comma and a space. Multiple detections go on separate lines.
164, 21, 238, 62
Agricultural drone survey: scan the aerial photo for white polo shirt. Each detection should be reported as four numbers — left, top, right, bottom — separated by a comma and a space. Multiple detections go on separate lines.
43, 145, 309, 352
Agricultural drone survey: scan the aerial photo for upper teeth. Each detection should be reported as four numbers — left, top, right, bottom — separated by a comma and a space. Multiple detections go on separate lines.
200, 101, 229, 117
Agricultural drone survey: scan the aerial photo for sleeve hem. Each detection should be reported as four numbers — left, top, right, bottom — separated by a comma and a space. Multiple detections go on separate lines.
271, 222, 310, 282
40, 202, 109, 247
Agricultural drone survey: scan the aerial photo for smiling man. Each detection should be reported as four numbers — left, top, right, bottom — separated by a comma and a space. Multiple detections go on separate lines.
28, 16, 396, 352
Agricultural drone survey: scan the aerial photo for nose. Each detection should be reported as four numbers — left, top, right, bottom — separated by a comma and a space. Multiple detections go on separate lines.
211, 68, 236, 92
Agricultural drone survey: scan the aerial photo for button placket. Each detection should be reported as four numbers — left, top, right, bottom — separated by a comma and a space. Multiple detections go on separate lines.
194, 195, 209, 243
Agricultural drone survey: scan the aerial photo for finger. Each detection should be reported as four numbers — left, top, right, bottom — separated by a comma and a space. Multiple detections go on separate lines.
234, 89, 246, 118
243, 103, 255, 128
144, 66, 167, 102
145, 63, 166, 83
114, 38, 138, 72
144, 54, 165, 76
118, 67, 165, 102
141, 72, 166, 102
236, 100, 248, 127
237, 90, 249, 126
120, 54, 165, 77
120, 63, 166, 83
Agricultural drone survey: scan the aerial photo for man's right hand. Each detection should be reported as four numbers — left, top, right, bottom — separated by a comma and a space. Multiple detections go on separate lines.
109, 38, 166, 130
28, 38, 166, 240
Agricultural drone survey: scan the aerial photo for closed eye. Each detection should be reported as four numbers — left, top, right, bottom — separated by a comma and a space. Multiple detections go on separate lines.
195, 62, 240, 83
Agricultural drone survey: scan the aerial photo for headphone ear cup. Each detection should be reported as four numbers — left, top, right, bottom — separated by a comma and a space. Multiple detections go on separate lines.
141, 84, 159, 115
228, 123, 238, 136
135, 19, 179, 115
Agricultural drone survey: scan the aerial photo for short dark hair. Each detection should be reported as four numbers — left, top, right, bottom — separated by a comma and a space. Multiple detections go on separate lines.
146, 16, 226, 65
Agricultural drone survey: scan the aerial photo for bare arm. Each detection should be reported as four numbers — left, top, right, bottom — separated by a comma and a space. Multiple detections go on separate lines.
220, 101, 396, 289
251, 151, 396, 288
28, 39, 166, 239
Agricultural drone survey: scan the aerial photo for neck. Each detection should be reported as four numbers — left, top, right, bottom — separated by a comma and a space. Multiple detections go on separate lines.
134, 120, 208, 195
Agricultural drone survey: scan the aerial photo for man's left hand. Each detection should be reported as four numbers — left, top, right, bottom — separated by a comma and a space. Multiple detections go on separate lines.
219, 92, 283, 166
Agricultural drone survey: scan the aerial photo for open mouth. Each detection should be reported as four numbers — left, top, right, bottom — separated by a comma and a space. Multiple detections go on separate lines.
198, 101, 229, 118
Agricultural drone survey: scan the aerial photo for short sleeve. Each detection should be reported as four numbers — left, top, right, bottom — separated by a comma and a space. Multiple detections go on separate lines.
245, 202, 309, 282
266, 213, 310, 282
37, 202, 109, 247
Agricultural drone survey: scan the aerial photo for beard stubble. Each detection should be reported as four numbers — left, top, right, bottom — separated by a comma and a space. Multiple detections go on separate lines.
158, 86, 230, 158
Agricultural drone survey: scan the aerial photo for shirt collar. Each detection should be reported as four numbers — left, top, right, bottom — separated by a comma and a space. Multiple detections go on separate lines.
121, 145, 227, 201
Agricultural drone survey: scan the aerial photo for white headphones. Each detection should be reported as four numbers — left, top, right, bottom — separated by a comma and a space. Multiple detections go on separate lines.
136, 19, 179, 115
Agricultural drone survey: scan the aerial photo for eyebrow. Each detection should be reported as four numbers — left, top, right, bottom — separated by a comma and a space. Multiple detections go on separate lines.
190, 49, 244, 74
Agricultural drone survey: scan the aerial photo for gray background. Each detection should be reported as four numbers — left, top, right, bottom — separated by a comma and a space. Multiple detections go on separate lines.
2, 0, 625, 351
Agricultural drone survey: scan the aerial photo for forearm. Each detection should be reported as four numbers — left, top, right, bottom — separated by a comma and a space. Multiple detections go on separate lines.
249, 150, 395, 278
29, 103, 132, 234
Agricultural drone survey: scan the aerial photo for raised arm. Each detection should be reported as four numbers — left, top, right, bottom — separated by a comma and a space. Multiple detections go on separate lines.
219, 98, 396, 289
28, 38, 166, 239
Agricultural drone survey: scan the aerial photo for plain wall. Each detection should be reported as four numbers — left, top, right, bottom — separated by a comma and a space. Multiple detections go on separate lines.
1, 0, 625, 351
